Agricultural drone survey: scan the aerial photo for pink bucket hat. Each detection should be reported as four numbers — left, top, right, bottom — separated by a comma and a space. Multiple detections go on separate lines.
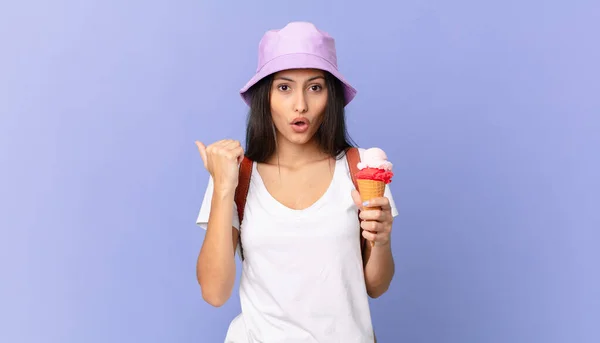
240, 21, 357, 107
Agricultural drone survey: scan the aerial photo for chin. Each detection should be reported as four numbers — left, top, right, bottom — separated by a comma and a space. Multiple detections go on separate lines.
288, 136, 313, 145
283, 131, 316, 146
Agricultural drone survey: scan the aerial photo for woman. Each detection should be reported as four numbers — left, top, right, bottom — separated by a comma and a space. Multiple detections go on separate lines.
195, 21, 398, 343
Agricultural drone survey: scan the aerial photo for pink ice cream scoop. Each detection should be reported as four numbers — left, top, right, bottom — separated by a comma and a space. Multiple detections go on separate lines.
357, 148, 393, 171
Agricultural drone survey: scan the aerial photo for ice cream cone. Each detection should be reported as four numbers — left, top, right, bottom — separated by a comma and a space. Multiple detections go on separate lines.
357, 179, 386, 247
354, 147, 394, 248
357, 179, 386, 202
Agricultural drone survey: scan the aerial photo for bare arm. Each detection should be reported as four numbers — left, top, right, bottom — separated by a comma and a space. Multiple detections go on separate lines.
195, 139, 244, 307
352, 190, 396, 298
362, 240, 395, 298
196, 190, 239, 307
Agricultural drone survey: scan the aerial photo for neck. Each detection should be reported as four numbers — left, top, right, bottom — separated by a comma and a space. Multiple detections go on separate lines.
267, 136, 328, 167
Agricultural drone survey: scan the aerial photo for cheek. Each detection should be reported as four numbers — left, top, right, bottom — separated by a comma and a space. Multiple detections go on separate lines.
269, 95, 285, 120
310, 93, 327, 111
309, 96, 328, 125
270, 107, 289, 133
271, 113, 286, 129
270, 91, 289, 111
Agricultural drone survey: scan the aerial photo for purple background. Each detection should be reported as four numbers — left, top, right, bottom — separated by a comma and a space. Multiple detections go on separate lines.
1, 0, 599, 342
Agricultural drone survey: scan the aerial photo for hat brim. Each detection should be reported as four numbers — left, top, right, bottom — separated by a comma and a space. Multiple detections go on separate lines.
239, 53, 357, 107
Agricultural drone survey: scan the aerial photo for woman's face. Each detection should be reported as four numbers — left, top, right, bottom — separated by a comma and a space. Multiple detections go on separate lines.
270, 68, 328, 146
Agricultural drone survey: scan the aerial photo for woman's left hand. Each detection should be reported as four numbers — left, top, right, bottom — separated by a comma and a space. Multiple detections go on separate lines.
351, 190, 394, 247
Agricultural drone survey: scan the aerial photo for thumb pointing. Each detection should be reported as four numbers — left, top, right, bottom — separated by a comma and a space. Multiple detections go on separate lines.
195, 141, 208, 168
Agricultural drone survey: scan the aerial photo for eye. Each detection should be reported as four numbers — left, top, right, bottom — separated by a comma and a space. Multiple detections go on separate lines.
277, 84, 290, 91
309, 84, 323, 92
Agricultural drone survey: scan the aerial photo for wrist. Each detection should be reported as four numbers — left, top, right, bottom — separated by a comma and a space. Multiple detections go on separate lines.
213, 187, 236, 200
373, 240, 391, 250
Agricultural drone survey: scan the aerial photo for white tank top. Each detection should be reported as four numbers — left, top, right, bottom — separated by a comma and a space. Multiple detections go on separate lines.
197, 148, 399, 342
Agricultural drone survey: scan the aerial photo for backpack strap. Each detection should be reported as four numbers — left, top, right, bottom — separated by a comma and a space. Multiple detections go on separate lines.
234, 156, 253, 261
346, 147, 361, 189
345, 147, 367, 253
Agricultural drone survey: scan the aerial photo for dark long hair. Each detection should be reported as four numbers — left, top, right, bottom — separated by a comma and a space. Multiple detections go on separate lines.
244, 71, 356, 162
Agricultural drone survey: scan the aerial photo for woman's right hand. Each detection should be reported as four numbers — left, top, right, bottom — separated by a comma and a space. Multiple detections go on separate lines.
196, 139, 245, 195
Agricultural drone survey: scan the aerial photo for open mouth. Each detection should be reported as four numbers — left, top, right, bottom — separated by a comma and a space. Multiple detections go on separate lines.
290, 117, 309, 133
293, 119, 307, 125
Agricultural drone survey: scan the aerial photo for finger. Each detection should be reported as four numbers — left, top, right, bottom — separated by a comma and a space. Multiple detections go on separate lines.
362, 196, 391, 210
362, 229, 377, 243
222, 139, 241, 149
228, 146, 244, 164
360, 220, 382, 233
216, 138, 233, 145
232, 146, 245, 164
362, 230, 390, 247
225, 145, 242, 158
195, 141, 208, 167
359, 208, 386, 221
351, 189, 362, 208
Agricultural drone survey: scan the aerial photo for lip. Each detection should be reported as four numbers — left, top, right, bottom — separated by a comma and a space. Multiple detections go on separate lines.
290, 117, 310, 133
290, 117, 309, 125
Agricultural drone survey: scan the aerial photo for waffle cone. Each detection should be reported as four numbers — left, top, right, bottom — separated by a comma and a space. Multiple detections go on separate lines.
357, 179, 386, 248
357, 179, 386, 204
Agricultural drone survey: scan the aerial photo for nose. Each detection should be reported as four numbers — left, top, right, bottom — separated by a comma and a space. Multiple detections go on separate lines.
294, 91, 308, 113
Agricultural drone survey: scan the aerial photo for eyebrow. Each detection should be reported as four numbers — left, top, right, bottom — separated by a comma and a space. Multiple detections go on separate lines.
274, 75, 325, 82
